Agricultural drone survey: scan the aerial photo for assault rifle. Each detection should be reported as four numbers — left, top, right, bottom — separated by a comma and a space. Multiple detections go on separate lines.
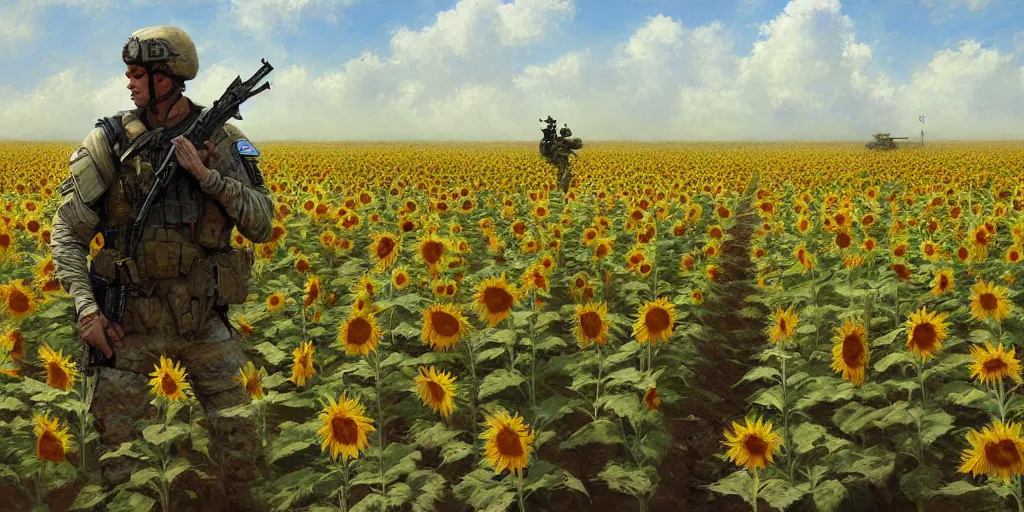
87, 58, 274, 370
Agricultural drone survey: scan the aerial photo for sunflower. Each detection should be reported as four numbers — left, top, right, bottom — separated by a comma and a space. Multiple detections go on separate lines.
633, 297, 675, 344
303, 275, 321, 308
931, 269, 954, 296
644, 386, 661, 410
2, 328, 25, 361
573, 302, 609, 346
906, 307, 949, 360
421, 303, 472, 351
34, 412, 72, 463
289, 341, 316, 387
317, 393, 375, 462
472, 274, 519, 327
970, 280, 1011, 323
793, 243, 816, 273
38, 343, 78, 391
338, 312, 381, 356
2, 279, 38, 322
418, 233, 447, 272
369, 232, 400, 271
148, 355, 191, 401
414, 366, 457, 418
959, 421, 1024, 483
233, 361, 266, 400
481, 410, 535, 475
266, 292, 286, 312
723, 416, 783, 470
391, 267, 410, 290
831, 318, 868, 385
767, 306, 798, 344
969, 342, 1023, 386
592, 237, 613, 261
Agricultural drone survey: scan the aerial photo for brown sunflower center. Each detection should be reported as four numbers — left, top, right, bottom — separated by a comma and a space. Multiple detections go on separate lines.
425, 380, 446, 404
579, 311, 603, 339
347, 317, 372, 346
331, 415, 359, 445
842, 334, 865, 366
980, 292, 999, 311
8, 287, 30, 314
421, 241, 444, 264
430, 311, 461, 337
984, 439, 1021, 468
983, 357, 1009, 373
911, 323, 937, 351
836, 232, 851, 249
495, 426, 525, 457
47, 362, 70, 389
376, 237, 396, 259
744, 434, 769, 457
161, 373, 179, 396
482, 286, 514, 314
37, 430, 65, 463
645, 307, 671, 334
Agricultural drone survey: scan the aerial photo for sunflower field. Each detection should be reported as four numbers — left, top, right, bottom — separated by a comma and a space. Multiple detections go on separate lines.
3, 140, 1024, 511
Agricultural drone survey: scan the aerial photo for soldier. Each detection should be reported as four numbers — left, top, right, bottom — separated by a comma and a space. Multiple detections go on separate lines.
49, 26, 273, 511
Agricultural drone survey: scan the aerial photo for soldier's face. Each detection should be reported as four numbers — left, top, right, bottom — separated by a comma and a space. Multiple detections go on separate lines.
125, 65, 175, 108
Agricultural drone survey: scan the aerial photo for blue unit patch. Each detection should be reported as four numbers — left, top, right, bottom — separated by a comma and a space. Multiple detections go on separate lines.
235, 139, 260, 157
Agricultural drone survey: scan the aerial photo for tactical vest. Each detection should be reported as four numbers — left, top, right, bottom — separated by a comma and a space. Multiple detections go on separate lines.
88, 102, 254, 338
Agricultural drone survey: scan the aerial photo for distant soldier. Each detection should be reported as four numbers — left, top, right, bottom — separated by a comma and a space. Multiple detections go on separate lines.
49, 25, 272, 511
538, 117, 583, 194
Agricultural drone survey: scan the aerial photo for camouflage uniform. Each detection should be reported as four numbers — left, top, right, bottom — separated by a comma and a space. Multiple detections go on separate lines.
49, 26, 274, 511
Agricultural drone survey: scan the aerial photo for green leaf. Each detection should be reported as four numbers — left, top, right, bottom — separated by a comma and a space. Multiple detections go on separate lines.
792, 423, 826, 455
141, 424, 188, 446
128, 467, 161, 489
706, 470, 752, 503
560, 419, 621, 450
899, 465, 942, 504
0, 396, 27, 412
253, 341, 288, 366
597, 462, 654, 498
478, 368, 525, 400
69, 484, 110, 511
737, 366, 781, 386
936, 480, 985, 497
600, 393, 642, 422
812, 480, 847, 512
872, 327, 904, 347
106, 490, 155, 512
98, 442, 144, 462
350, 493, 387, 512
475, 347, 506, 364
441, 441, 473, 465
920, 410, 955, 446
759, 479, 808, 511
267, 440, 315, 464
392, 322, 421, 340
535, 311, 561, 331
873, 352, 915, 373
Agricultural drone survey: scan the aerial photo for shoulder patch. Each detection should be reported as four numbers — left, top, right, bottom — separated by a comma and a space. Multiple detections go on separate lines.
235, 139, 260, 157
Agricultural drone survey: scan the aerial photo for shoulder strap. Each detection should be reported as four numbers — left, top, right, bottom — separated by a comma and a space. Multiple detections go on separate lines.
94, 114, 125, 160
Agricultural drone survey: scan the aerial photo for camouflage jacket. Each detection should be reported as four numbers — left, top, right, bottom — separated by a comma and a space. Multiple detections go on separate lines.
50, 95, 274, 329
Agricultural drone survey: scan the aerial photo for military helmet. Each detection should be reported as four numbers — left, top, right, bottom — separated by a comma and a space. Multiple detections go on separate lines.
122, 26, 198, 81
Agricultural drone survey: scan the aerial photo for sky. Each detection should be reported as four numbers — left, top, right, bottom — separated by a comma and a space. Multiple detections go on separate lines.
1, 0, 1023, 141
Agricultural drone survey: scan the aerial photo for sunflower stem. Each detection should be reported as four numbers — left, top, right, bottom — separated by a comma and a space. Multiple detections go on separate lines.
593, 344, 603, 420
780, 348, 795, 483
1012, 474, 1024, 512
810, 267, 820, 353
998, 379, 1007, 423
372, 349, 387, 497
339, 458, 350, 512
529, 289, 538, 424
464, 333, 480, 459
751, 467, 760, 512
33, 467, 42, 508
515, 469, 527, 512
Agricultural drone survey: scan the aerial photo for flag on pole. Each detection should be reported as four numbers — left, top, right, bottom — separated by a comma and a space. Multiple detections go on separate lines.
919, 114, 925, 123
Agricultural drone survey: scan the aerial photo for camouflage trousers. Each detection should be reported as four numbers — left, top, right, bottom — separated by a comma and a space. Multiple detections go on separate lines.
89, 313, 266, 511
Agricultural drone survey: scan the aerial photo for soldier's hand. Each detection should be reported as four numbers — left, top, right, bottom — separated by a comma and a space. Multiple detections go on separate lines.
78, 313, 123, 358
172, 136, 214, 181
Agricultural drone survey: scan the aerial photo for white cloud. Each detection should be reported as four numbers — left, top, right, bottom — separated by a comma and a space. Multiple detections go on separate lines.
226, 0, 358, 36
921, 0, 994, 14
2, 0, 1024, 142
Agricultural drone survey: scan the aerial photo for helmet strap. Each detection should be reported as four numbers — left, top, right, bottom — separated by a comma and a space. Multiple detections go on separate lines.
144, 66, 182, 119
